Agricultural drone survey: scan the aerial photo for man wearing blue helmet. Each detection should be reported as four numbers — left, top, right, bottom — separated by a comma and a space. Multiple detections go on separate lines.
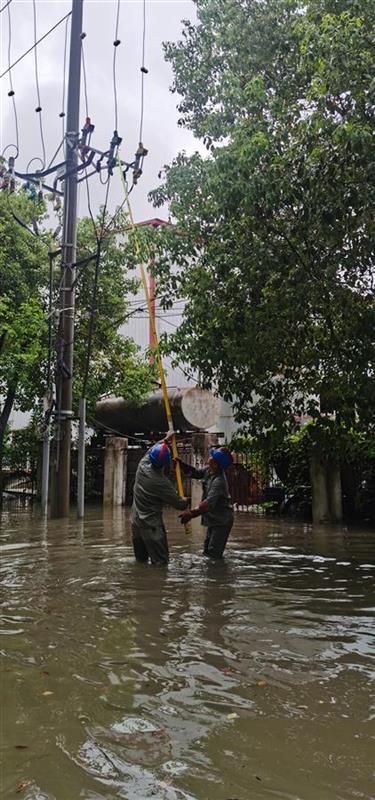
179, 447, 234, 559
132, 436, 189, 565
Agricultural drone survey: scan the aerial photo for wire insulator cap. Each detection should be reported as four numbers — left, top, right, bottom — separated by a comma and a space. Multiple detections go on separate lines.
35, 106, 42, 113
80, 32, 86, 39
59, 111, 65, 118
8, 90, 15, 97
114, 39, 121, 46
141, 66, 148, 74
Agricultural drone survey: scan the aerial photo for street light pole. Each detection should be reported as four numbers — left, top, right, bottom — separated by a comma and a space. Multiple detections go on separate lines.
50, 0, 84, 517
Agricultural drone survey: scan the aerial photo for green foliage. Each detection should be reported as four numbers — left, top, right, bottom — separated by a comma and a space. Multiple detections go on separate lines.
0, 295, 47, 410
0, 192, 48, 418
272, 418, 375, 511
148, 0, 375, 442
3, 422, 40, 475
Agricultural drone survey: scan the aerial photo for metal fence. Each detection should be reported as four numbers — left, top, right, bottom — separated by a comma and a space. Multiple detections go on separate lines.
2, 469, 37, 498
2, 437, 283, 513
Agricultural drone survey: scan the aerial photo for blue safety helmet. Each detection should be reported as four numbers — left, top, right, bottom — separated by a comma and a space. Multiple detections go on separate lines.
149, 442, 171, 468
209, 447, 233, 470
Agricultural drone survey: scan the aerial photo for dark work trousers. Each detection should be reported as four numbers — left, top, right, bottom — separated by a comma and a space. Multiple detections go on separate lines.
132, 521, 169, 566
203, 520, 234, 559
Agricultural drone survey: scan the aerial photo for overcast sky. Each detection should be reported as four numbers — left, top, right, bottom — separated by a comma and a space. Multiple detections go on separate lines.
0, 0, 200, 223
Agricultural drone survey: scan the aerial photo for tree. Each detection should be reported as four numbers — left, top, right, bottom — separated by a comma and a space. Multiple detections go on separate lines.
0, 194, 155, 498
0, 191, 47, 495
148, 0, 374, 448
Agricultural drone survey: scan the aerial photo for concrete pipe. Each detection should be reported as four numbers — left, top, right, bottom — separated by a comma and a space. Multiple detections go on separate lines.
95, 387, 219, 435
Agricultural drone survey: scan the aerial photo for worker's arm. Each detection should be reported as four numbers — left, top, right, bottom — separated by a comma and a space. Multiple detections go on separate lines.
180, 499, 209, 524
158, 477, 189, 510
179, 478, 220, 523
174, 458, 207, 481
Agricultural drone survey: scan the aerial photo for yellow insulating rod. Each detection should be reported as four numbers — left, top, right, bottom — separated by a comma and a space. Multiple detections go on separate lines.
117, 159, 191, 533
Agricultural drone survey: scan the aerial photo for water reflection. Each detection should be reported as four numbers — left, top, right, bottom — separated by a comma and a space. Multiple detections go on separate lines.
1, 508, 374, 799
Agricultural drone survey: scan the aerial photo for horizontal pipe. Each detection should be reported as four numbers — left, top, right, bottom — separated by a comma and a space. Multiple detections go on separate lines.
95, 388, 219, 435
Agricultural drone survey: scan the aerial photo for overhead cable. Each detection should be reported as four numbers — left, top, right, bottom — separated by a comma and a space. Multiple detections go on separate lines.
88, 416, 154, 446
139, 0, 147, 142
80, 34, 98, 240
32, 0, 46, 168
80, 35, 114, 397
81, 32, 89, 119
0, 11, 72, 80
81, 178, 112, 397
0, 0, 12, 14
46, 137, 64, 170
60, 14, 70, 136
113, 0, 121, 133
6, 2, 19, 158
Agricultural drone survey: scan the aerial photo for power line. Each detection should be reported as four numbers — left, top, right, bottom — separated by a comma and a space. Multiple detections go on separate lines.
112, 0, 121, 133
79, 33, 98, 240
79, 24, 116, 396
81, 178, 112, 397
85, 176, 99, 241
32, 0, 46, 169
0, 0, 12, 14
88, 416, 154, 445
126, 298, 186, 308
60, 13, 70, 137
46, 137, 64, 171
139, 0, 147, 143
6, 2, 19, 158
101, 196, 126, 237
132, 314, 183, 322
81, 33, 89, 119
0, 11, 72, 81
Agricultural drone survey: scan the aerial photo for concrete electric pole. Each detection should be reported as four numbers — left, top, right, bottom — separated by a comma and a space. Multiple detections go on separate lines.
50, 0, 84, 517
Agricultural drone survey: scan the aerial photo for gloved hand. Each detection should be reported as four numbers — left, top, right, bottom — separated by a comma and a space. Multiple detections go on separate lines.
179, 510, 193, 524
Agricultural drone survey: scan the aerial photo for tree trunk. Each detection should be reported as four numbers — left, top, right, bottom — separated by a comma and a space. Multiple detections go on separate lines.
310, 452, 343, 524
0, 385, 17, 505
0, 332, 6, 357
328, 461, 343, 523
310, 452, 330, 524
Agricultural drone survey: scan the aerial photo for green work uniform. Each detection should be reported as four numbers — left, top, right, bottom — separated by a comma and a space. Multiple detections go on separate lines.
132, 449, 188, 565
190, 466, 234, 558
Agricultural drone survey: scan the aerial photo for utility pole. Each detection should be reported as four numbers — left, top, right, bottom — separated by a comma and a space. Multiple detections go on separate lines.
50, 0, 84, 517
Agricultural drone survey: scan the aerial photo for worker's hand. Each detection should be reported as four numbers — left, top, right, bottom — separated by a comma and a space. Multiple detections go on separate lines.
164, 430, 175, 443
179, 510, 193, 525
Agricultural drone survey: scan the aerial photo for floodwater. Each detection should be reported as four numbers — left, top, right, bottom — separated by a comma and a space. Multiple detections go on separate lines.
1, 508, 374, 800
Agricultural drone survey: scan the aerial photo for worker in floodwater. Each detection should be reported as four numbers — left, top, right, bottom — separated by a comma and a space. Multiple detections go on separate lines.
178, 447, 234, 559
132, 437, 189, 566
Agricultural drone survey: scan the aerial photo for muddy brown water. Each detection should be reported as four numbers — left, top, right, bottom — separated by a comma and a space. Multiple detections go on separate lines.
0, 507, 374, 800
